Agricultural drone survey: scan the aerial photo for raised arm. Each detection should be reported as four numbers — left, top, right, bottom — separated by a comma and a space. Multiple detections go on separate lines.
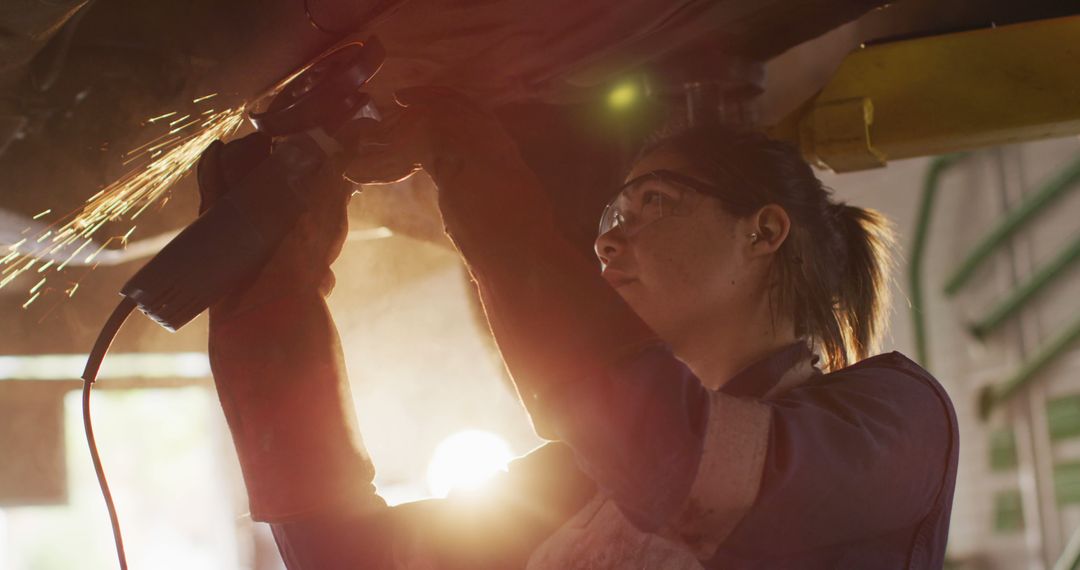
201, 131, 595, 569
344, 88, 721, 542
198, 130, 382, 526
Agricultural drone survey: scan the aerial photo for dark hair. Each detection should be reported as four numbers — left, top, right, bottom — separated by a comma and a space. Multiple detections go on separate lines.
641, 125, 895, 371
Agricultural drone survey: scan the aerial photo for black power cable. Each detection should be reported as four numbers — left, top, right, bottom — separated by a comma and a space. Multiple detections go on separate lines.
81, 298, 137, 570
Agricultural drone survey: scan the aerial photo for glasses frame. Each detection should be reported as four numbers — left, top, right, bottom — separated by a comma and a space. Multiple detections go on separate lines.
598, 169, 725, 237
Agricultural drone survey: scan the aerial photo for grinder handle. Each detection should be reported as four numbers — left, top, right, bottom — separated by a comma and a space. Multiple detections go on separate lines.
120, 136, 325, 331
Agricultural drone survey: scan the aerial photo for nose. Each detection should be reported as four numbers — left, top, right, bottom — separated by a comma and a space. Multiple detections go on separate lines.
594, 227, 625, 267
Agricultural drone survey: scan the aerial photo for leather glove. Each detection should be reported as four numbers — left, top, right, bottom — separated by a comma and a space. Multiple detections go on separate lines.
198, 132, 381, 522
343, 87, 660, 439
197, 132, 354, 318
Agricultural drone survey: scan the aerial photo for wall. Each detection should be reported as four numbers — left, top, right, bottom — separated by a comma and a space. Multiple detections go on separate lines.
819, 135, 1080, 569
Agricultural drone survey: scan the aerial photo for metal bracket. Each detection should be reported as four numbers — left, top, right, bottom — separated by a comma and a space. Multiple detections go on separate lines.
801, 96, 886, 172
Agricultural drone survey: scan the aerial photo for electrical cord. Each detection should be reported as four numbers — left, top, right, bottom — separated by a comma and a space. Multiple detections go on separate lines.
81, 297, 137, 570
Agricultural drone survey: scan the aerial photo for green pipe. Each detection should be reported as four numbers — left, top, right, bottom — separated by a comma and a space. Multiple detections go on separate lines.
909, 154, 968, 368
979, 316, 1080, 420
971, 234, 1080, 339
945, 155, 1080, 297
1054, 516, 1080, 570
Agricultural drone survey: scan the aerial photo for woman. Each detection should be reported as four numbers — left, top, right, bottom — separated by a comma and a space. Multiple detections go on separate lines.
202, 87, 958, 569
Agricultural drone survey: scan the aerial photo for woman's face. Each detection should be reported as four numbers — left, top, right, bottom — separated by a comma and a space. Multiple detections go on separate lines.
594, 147, 761, 347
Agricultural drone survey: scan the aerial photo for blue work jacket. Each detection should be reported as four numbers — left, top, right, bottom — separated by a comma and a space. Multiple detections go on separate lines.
271, 342, 958, 569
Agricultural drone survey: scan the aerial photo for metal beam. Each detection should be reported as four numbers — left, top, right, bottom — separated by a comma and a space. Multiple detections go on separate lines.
770, 15, 1080, 172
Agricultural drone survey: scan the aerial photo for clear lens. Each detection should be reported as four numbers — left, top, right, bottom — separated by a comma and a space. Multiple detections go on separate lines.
597, 172, 705, 236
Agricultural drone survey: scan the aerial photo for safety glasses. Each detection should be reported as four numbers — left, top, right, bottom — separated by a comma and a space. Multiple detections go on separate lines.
598, 169, 722, 237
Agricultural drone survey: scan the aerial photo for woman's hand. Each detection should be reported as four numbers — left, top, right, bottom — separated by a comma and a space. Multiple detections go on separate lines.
197, 132, 354, 319
341, 86, 518, 186
341, 86, 553, 256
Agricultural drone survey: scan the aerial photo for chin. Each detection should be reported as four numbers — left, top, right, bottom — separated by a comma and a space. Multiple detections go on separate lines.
622, 298, 667, 336
617, 285, 678, 333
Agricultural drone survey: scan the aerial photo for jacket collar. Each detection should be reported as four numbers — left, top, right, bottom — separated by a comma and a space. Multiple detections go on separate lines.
719, 341, 820, 399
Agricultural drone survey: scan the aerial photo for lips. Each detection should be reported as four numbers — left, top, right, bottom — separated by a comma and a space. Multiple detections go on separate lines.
602, 269, 637, 288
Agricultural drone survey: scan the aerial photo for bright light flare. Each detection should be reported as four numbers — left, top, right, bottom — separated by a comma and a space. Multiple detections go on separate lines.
607, 81, 640, 111
426, 430, 513, 498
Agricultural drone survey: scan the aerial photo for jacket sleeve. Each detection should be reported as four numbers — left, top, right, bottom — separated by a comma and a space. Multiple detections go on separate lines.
209, 288, 594, 569
270, 442, 595, 570
542, 344, 772, 561
541, 345, 710, 529
719, 358, 956, 557
429, 134, 742, 550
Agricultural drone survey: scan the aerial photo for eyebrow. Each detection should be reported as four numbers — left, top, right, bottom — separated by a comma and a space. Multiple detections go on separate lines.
642, 169, 760, 211
621, 170, 711, 194
622, 176, 674, 196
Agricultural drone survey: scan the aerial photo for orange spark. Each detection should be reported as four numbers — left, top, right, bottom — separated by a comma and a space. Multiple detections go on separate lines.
0, 107, 246, 298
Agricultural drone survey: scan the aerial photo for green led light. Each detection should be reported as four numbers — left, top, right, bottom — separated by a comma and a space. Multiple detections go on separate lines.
607, 82, 640, 110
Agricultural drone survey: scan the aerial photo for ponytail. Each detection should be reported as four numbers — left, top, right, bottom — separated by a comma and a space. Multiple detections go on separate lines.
828, 204, 895, 370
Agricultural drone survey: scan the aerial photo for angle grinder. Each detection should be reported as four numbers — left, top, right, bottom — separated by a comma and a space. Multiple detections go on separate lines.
119, 37, 384, 332
79, 37, 386, 570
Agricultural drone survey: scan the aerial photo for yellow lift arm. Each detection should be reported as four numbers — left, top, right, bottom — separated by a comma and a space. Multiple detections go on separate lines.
769, 15, 1080, 172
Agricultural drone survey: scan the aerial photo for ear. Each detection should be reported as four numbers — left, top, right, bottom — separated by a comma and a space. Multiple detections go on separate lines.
747, 204, 790, 256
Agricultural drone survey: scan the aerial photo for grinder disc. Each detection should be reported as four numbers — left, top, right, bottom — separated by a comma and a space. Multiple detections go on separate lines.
248, 37, 385, 137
